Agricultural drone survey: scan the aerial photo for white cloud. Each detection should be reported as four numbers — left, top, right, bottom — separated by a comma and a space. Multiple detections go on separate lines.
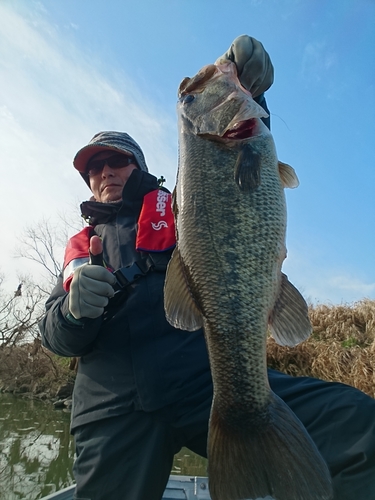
300, 40, 337, 85
328, 275, 375, 296
0, 3, 177, 290
283, 250, 375, 305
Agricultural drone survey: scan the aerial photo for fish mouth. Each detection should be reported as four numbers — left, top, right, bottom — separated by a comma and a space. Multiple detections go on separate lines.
223, 118, 258, 140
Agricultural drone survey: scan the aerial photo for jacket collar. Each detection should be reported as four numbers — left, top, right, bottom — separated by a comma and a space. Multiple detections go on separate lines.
80, 169, 160, 225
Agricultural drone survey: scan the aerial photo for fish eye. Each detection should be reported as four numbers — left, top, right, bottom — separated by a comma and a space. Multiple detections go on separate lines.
180, 94, 195, 104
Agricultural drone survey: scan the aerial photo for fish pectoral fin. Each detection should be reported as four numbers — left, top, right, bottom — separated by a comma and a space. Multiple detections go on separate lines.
269, 273, 312, 346
164, 248, 204, 331
234, 144, 261, 191
278, 161, 299, 188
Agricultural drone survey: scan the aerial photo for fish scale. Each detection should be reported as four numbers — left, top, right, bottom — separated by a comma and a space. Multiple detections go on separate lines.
165, 61, 333, 500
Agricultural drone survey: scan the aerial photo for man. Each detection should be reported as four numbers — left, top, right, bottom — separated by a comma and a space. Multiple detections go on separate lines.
39, 36, 375, 500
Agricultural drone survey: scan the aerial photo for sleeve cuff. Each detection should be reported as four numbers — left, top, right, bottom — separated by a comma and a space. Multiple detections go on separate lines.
65, 312, 86, 327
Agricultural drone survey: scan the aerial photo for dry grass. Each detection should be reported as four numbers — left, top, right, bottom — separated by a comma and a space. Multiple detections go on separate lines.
267, 299, 375, 398
0, 339, 74, 397
2, 300, 375, 400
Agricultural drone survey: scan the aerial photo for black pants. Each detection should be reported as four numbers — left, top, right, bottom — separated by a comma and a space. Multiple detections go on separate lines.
72, 369, 375, 500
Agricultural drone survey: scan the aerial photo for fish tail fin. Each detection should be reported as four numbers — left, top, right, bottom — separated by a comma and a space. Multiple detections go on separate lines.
208, 392, 333, 500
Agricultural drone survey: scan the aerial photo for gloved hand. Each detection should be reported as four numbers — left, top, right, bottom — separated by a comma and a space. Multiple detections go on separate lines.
68, 264, 117, 320
215, 35, 274, 97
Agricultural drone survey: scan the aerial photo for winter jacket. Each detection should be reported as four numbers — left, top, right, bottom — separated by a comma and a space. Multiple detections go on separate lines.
39, 169, 212, 430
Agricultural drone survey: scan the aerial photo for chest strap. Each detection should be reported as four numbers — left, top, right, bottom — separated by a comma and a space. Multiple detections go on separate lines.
112, 256, 155, 291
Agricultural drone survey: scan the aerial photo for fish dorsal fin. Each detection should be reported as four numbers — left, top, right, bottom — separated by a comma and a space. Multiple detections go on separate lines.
234, 144, 261, 191
164, 248, 204, 331
269, 273, 312, 346
278, 161, 299, 189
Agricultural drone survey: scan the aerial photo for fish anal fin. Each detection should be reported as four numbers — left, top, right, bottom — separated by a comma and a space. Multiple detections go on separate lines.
164, 248, 203, 331
278, 161, 299, 189
269, 273, 312, 346
208, 392, 333, 500
234, 144, 261, 191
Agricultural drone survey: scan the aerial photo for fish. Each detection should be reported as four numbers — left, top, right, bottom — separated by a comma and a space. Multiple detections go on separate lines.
164, 61, 333, 500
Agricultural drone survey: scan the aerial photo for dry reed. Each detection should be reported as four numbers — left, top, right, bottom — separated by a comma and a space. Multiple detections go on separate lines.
267, 299, 375, 398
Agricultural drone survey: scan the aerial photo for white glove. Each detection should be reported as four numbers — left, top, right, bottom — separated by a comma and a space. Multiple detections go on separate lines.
215, 35, 274, 97
68, 264, 117, 320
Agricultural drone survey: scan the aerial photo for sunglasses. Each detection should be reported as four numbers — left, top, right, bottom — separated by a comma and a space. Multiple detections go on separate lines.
87, 154, 136, 177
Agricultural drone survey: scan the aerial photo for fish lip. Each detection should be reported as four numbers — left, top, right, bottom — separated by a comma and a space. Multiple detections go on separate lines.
182, 89, 269, 139
222, 118, 259, 140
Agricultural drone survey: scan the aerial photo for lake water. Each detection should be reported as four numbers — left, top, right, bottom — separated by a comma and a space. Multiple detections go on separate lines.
0, 393, 207, 499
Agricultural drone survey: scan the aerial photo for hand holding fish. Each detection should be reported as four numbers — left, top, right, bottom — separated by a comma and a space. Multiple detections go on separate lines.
215, 34, 274, 97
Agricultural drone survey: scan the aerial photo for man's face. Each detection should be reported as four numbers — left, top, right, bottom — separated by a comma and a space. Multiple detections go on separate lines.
87, 151, 138, 203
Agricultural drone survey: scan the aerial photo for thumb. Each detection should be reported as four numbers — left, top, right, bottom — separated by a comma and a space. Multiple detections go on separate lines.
89, 235, 104, 265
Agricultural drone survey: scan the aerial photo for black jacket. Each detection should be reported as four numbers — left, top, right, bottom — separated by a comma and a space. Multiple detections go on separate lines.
39, 169, 212, 429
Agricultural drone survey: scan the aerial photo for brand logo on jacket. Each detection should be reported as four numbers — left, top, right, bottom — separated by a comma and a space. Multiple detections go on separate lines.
156, 190, 169, 217
136, 189, 176, 252
151, 221, 168, 230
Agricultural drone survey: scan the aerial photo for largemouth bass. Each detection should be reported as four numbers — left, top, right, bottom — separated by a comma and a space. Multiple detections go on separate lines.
164, 61, 333, 500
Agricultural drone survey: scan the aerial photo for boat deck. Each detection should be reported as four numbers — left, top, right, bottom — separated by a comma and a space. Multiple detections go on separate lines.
40, 475, 211, 499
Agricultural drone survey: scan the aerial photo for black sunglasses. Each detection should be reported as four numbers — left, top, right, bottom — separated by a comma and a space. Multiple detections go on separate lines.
87, 154, 136, 176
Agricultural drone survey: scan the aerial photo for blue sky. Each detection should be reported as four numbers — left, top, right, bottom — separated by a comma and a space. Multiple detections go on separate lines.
0, 0, 374, 304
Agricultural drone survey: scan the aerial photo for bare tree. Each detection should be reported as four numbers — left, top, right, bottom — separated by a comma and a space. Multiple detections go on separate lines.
0, 276, 46, 348
0, 214, 84, 349
0, 213, 83, 393
15, 212, 84, 293
0, 216, 70, 348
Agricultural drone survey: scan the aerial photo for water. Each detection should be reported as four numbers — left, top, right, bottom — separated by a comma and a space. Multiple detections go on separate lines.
0, 393, 208, 500
0, 393, 74, 499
